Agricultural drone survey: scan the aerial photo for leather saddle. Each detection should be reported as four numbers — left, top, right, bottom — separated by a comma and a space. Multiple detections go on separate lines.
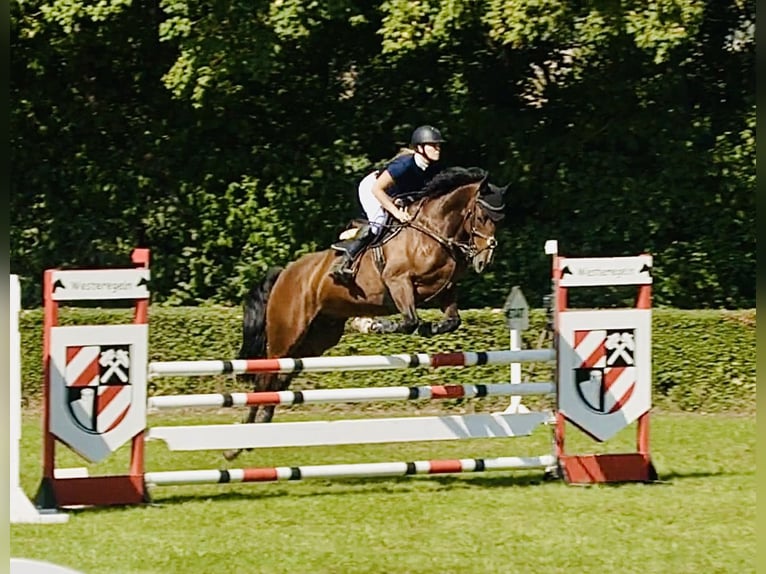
332, 194, 420, 249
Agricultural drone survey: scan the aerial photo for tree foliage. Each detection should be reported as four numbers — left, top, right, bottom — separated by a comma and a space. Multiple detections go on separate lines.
11, 0, 755, 309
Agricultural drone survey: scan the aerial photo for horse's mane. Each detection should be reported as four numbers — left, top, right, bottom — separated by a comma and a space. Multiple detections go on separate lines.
420, 167, 487, 200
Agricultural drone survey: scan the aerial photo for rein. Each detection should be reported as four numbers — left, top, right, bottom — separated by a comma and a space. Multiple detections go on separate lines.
404, 197, 496, 263
406, 221, 474, 261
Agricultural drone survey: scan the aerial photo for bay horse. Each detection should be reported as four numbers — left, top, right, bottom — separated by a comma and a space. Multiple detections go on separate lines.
224, 167, 507, 460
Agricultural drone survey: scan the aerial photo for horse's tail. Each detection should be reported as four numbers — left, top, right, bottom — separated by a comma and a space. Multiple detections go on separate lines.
237, 267, 284, 360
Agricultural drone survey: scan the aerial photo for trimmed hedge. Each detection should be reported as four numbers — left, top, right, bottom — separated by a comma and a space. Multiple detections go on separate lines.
19, 306, 755, 413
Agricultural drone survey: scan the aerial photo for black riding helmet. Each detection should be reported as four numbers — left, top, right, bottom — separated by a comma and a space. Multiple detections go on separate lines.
410, 125, 446, 146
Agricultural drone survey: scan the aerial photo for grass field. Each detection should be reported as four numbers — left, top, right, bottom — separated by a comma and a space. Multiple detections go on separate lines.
11, 409, 755, 574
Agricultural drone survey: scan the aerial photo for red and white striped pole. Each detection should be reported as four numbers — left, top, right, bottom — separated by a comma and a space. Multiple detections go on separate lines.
148, 349, 556, 378
148, 382, 555, 410
145, 455, 557, 486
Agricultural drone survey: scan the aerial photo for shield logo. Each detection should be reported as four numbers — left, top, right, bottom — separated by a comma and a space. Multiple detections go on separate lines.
65, 344, 132, 434
573, 329, 636, 414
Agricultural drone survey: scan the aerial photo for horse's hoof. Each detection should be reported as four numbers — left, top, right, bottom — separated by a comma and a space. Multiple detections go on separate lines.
417, 322, 435, 337
222, 449, 240, 461
369, 320, 385, 334
543, 467, 561, 481
350, 317, 375, 333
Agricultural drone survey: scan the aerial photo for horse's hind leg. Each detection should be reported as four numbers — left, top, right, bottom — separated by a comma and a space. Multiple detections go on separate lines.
222, 316, 346, 461
237, 373, 261, 424
241, 373, 292, 426
252, 372, 294, 423
223, 372, 293, 461
222, 374, 259, 461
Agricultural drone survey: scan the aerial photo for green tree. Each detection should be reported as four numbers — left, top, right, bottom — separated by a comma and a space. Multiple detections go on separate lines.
11, 0, 754, 309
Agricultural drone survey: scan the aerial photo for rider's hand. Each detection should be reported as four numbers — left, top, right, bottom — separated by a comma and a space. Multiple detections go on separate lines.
397, 209, 411, 223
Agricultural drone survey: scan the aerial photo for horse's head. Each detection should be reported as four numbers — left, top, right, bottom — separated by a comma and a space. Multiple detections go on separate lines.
466, 174, 506, 273
414, 167, 507, 274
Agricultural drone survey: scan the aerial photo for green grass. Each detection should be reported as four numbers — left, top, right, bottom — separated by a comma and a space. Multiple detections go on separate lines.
11, 409, 755, 574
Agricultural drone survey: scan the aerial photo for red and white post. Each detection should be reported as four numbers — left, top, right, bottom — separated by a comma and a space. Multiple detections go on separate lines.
547, 239, 656, 483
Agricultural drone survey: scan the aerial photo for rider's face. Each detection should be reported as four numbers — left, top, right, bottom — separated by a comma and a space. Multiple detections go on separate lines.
421, 143, 441, 162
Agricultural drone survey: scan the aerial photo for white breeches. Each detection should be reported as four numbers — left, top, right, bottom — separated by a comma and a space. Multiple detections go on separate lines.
357, 171, 389, 235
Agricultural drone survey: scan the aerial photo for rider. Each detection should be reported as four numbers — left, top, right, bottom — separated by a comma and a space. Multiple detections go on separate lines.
332, 125, 447, 282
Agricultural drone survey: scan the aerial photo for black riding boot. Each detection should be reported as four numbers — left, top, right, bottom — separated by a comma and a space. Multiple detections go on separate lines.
332, 225, 374, 282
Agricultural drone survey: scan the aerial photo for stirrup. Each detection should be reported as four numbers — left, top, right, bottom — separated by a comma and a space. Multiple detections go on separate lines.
330, 257, 355, 283
332, 267, 355, 284
331, 242, 351, 254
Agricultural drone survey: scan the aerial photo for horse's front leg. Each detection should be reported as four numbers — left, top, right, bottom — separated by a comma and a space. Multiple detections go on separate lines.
417, 291, 461, 337
370, 275, 420, 334
370, 308, 420, 334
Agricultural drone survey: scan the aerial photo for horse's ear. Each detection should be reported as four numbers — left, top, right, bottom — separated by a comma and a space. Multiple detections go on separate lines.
478, 173, 491, 194
484, 182, 508, 197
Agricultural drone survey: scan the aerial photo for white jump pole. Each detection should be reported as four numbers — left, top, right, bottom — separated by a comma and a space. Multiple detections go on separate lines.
10, 275, 68, 524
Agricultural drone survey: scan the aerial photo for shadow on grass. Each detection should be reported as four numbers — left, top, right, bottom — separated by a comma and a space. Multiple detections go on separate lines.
147, 466, 754, 503
142, 472, 557, 507
56, 467, 751, 517
52, 474, 546, 516
654, 468, 754, 482
559, 467, 754, 489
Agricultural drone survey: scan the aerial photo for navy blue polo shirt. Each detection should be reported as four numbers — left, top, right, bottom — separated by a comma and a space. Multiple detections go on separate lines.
383, 154, 442, 198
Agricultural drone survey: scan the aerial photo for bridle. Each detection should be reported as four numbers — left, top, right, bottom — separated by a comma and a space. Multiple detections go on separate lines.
405, 194, 498, 264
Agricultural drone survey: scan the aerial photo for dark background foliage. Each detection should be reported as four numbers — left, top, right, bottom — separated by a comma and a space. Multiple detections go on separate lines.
11, 0, 755, 310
